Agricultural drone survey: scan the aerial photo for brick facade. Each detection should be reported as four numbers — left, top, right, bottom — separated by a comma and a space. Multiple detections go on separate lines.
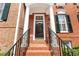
0, 3, 79, 55
0, 3, 25, 53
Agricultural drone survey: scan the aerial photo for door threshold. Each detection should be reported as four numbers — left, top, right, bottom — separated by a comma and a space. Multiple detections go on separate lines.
35, 37, 44, 40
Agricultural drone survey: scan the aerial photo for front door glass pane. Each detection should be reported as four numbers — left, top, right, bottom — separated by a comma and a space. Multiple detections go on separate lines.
35, 16, 44, 39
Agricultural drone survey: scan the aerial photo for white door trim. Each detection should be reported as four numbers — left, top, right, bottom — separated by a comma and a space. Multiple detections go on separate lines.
33, 14, 46, 40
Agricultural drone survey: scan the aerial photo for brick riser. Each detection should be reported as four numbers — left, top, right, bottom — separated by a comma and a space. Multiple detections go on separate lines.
26, 49, 52, 56
29, 39, 48, 44
27, 47, 51, 50
25, 43, 52, 56
26, 50, 51, 56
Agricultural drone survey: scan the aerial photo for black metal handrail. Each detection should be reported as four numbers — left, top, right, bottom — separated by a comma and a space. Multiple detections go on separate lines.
49, 28, 61, 56
49, 28, 73, 56
4, 28, 30, 56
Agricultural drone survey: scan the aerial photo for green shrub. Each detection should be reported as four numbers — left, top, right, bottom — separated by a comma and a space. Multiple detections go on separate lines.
62, 46, 79, 56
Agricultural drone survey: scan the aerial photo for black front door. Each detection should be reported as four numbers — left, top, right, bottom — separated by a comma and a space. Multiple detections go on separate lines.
35, 15, 44, 39
35, 21, 44, 38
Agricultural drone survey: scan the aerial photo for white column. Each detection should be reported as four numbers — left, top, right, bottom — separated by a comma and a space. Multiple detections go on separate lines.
21, 4, 30, 47
23, 4, 30, 34
13, 3, 22, 56
50, 4, 56, 33
49, 4, 59, 47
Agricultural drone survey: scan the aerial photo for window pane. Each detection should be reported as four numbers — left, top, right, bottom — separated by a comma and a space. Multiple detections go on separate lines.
58, 15, 65, 22
58, 14, 68, 32
0, 3, 5, 20
0, 3, 4, 8
0, 3, 4, 13
59, 24, 62, 30
62, 24, 66, 31
36, 16, 43, 20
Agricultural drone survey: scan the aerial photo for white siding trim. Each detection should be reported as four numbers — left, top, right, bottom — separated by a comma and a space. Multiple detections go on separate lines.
57, 11, 66, 14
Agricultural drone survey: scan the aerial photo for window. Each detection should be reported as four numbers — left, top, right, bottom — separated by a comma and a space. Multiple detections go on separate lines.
54, 3, 56, 5
36, 16, 43, 20
63, 41, 72, 48
55, 11, 73, 33
0, 3, 5, 21
58, 14, 68, 32
0, 3, 11, 21
73, 3, 77, 5
65, 3, 67, 5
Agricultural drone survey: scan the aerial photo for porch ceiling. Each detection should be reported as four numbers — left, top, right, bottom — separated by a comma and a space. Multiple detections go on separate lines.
30, 3, 50, 15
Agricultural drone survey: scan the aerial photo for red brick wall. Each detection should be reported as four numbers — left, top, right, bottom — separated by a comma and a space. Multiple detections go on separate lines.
53, 4, 79, 47
29, 15, 34, 42
0, 3, 19, 53
45, 15, 50, 43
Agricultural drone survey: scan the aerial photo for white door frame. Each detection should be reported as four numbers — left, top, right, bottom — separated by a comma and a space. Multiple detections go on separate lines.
33, 14, 46, 40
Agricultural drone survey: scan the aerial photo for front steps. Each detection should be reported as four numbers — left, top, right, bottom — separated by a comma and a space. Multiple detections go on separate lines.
26, 40, 52, 56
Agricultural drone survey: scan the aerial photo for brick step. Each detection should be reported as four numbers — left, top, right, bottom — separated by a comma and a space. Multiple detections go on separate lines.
27, 47, 50, 50
30, 42, 47, 44
30, 40, 47, 44
29, 43, 49, 47
26, 50, 51, 56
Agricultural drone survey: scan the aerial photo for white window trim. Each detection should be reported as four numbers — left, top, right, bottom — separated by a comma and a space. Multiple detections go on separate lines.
60, 31, 68, 33
0, 3, 5, 21
33, 14, 46, 40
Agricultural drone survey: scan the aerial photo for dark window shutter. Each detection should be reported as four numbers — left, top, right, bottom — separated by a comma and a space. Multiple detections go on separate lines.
1, 3, 11, 21
55, 15, 60, 33
66, 15, 73, 33
77, 14, 79, 21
